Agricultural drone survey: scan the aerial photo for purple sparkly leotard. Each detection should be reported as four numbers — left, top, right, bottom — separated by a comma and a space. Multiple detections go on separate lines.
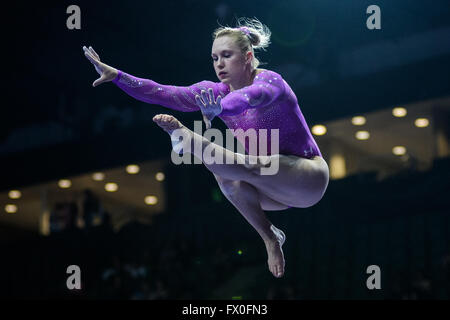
112, 69, 322, 159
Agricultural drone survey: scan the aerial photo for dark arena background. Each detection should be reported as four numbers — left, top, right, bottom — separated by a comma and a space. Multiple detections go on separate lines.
1, 0, 449, 307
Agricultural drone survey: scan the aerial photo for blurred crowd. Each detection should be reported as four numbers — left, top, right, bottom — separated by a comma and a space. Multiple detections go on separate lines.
50, 189, 110, 233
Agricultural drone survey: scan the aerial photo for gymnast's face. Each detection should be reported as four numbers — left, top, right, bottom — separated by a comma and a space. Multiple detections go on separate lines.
211, 35, 252, 87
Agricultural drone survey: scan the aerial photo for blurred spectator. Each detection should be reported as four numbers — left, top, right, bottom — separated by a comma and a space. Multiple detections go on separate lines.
401, 153, 419, 171
101, 210, 112, 229
50, 201, 79, 233
50, 202, 65, 233
67, 201, 78, 231
82, 189, 103, 229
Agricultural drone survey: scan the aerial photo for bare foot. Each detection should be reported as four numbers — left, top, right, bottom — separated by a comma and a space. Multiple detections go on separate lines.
152, 114, 185, 135
153, 114, 192, 154
264, 225, 286, 278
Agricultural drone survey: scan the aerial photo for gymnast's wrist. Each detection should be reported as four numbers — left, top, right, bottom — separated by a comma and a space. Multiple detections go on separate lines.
112, 69, 122, 84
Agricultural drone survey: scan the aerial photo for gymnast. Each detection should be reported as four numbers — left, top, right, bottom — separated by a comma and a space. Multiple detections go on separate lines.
83, 18, 329, 278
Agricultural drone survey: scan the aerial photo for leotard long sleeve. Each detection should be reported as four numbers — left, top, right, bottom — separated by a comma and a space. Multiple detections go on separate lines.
112, 69, 322, 159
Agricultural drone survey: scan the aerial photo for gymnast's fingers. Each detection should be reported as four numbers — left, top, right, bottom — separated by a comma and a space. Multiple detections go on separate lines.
195, 95, 205, 108
208, 88, 215, 104
215, 95, 222, 106
89, 46, 100, 61
83, 48, 98, 66
201, 90, 211, 105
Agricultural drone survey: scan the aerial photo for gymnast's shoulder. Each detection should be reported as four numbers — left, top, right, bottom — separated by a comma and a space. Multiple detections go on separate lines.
252, 69, 286, 87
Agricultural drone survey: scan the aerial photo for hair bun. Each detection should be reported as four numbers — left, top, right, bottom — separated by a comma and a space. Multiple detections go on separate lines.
236, 17, 271, 51
249, 33, 260, 46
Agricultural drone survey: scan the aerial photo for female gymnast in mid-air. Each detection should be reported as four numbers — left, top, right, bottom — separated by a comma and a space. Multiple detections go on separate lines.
83, 18, 329, 278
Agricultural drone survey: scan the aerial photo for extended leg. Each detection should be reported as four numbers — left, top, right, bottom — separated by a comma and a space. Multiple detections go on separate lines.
153, 114, 268, 182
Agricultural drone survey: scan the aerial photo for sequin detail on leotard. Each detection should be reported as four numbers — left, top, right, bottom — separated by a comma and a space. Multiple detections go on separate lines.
112, 69, 322, 158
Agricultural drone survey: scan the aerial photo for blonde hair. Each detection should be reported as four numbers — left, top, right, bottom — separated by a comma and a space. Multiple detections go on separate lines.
212, 17, 271, 69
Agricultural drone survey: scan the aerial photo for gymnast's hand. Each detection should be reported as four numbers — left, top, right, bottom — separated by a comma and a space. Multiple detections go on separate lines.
83, 46, 118, 87
195, 88, 222, 129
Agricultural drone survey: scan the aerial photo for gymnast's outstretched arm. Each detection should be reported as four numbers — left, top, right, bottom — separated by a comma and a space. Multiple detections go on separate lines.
83, 45, 225, 113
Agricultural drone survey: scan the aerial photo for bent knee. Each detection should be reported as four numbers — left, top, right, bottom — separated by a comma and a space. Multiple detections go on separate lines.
302, 162, 329, 207
290, 176, 328, 208
297, 186, 327, 208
